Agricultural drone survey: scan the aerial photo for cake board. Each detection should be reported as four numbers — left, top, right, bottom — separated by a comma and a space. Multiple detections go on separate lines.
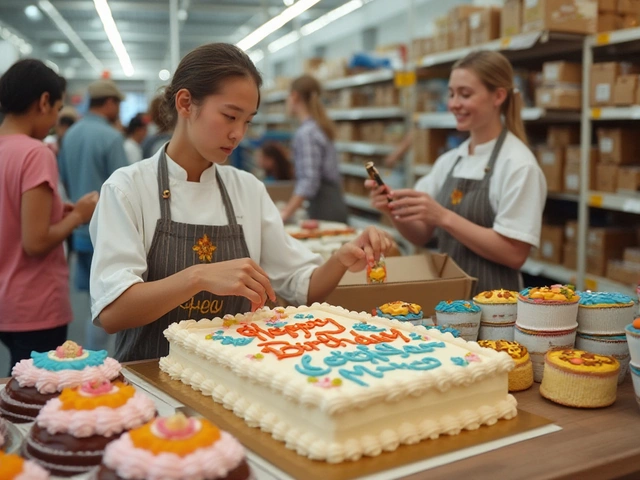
126, 361, 558, 480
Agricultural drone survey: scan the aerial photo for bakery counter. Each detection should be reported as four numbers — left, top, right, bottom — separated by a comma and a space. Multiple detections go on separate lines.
404, 379, 640, 480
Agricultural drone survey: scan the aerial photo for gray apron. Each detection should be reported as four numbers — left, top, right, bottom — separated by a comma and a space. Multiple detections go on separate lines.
114, 150, 251, 362
435, 129, 521, 295
307, 179, 349, 223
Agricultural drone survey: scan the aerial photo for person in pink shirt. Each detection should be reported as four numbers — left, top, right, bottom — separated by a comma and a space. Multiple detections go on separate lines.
0, 59, 98, 375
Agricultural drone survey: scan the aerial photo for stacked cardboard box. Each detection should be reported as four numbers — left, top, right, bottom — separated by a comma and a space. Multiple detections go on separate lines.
502, 0, 522, 37
596, 128, 640, 191
563, 222, 637, 276
449, 6, 485, 49
597, 0, 640, 32
564, 145, 599, 193
469, 7, 502, 45
537, 224, 565, 264
336, 122, 359, 142
523, 0, 598, 34
536, 61, 582, 110
537, 126, 581, 193
590, 62, 640, 106
413, 129, 448, 165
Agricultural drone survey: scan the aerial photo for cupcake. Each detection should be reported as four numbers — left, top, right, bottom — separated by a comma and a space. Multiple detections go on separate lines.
478, 340, 533, 392
375, 301, 423, 326
474, 289, 518, 341
23, 380, 156, 477
95, 414, 251, 480
0, 341, 122, 423
434, 300, 481, 341
577, 291, 635, 335
576, 333, 630, 384
517, 285, 580, 331
625, 318, 640, 364
631, 363, 640, 411
514, 325, 577, 382
0, 452, 49, 480
540, 350, 619, 408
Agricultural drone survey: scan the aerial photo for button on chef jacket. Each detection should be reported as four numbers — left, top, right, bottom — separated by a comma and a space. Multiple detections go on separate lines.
89, 148, 323, 324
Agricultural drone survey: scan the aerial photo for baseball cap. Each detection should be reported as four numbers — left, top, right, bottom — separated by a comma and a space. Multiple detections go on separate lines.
87, 79, 125, 101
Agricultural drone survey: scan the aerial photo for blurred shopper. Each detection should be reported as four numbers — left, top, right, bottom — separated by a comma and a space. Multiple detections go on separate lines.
0, 60, 97, 374
124, 113, 149, 164
258, 141, 293, 182
141, 94, 172, 158
58, 78, 128, 350
280, 75, 348, 223
44, 105, 78, 155
367, 51, 546, 294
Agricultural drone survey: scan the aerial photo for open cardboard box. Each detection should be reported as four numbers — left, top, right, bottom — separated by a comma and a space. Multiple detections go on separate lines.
325, 252, 476, 317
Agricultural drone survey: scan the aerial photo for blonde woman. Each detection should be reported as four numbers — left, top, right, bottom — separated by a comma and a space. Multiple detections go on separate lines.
367, 51, 547, 293
280, 75, 348, 223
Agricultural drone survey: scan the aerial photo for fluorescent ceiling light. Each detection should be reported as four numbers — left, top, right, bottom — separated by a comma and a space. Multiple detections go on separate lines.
24, 5, 43, 21
50, 41, 70, 54
268, 0, 368, 54
38, 0, 103, 73
283, 0, 295, 5
236, 0, 321, 51
93, 0, 134, 77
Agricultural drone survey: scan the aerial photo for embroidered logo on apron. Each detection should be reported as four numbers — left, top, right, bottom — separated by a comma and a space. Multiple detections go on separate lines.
451, 188, 464, 206
192, 233, 216, 263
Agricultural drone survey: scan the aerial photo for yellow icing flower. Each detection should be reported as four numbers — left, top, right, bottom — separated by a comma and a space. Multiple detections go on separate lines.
451, 188, 464, 206
380, 301, 422, 316
192, 234, 216, 263
59, 382, 134, 411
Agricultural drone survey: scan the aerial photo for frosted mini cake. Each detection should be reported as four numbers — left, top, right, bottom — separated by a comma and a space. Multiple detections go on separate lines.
517, 286, 580, 331
435, 300, 482, 341
0, 452, 49, 480
578, 292, 635, 335
478, 340, 533, 392
376, 301, 423, 326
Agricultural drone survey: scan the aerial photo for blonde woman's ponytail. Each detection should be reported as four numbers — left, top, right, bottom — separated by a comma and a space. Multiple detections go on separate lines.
504, 89, 527, 145
291, 75, 336, 141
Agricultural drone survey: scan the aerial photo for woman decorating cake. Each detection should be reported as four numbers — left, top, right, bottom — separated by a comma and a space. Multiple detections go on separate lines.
367, 51, 546, 294
90, 44, 393, 362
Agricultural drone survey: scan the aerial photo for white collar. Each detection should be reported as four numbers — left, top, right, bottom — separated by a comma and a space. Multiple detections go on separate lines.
458, 136, 500, 158
163, 149, 218, 184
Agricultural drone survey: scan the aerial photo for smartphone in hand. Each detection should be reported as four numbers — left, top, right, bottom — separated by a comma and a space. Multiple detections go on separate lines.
365, 162, 392, 203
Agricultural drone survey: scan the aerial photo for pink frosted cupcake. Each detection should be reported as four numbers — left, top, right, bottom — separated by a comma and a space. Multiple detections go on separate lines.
96, 414, 251, 480
23, 380, 156, 477
0, 341, 122, 423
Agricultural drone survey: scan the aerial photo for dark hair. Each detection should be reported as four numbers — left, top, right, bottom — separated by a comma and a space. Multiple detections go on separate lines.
160, 43, 262, 130
148, 94, 171, 133
58, 116, 76, 128
261, 142, 293, 181
0, 59, 66, 115
290, 74, 335, 141
126, 113, 148, 136
89, 96, 120, 109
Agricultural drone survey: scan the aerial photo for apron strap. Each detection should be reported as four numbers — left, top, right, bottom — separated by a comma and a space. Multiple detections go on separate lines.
483, 128, 508, 181
157, 147, 172, 221
216, 169, 238, 226
444, 155, 465, 182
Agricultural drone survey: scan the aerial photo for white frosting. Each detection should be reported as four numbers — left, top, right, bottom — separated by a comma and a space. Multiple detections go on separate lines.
103, 430, 245, 480
12, 358, 121, 394
36, 392, 156, 438
15, 460, 50, 480
161, 303, 517, 463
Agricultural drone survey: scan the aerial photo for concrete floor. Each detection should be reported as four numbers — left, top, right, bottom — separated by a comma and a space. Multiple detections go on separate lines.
0, 255, 116, 375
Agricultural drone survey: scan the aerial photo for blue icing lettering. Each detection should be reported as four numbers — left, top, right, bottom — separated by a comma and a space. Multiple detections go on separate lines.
578, 291, 633, 306
339, 356, 441, 386
294, 314, 305, 319
338, 365, 384, 387
32, 350, 108, 372
295, 355, 332, 377
451, 356, 469, 367
352, 322, 386, 332
266, 321, 287, 328
306, 314, 314, 319
209, 335, 254, 347
435, 300, 481, 313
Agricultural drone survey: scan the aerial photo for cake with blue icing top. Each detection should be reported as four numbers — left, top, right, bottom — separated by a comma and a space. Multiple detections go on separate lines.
434, 300, 482, 342
577, 291, 635, 335
0, 341, 122, 424
424, 325, 460, 337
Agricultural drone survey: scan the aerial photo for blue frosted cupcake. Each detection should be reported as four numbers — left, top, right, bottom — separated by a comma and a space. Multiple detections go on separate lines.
577, 291, 635, 335
435, 300, 482, 342
375, 301, 423, 326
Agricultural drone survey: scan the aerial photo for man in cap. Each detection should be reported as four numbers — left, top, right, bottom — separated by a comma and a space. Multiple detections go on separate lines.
58, 79, 128, 350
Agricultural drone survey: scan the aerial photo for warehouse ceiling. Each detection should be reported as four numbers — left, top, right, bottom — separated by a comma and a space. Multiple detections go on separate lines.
0, 0, 348, 81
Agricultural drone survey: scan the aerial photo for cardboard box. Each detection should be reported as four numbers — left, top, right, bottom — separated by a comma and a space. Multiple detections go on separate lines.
433, 31, 451, 52
607, 260, 640, 285
536, 87, 582, 109
597, 128, 639, 163
266, 181, 295, 203
522, 0, 598, 34
413, 129, 448, 165
617, 166, 640, 192
336, 122, 358, 142
325, 253, 476, 316
537, 146, 566, 192
618, 14, 640, 28
595, 163, 619, 192
618, 0, 640, 14
547, 126, 580, 147
613, 74, 640, 105
565, 220, 579, 244
624, 246, 640, 263
469, 8, 502, 45
564, 145, 599, 192
502, 0, 523, 37
540, 225, 565, 264
449, 5, 486, 23
450, 20, 470, 49
598, 12, 620, 32
591, 62, 620, 106
598, 0, 617, 10
588, 227, 637, 251
562, 243, 614, 276
543, 62, 582, 86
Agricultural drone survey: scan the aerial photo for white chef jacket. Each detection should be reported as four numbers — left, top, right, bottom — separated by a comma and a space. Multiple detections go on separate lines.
415, 132, 546, 248
89, 149, 323, 323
